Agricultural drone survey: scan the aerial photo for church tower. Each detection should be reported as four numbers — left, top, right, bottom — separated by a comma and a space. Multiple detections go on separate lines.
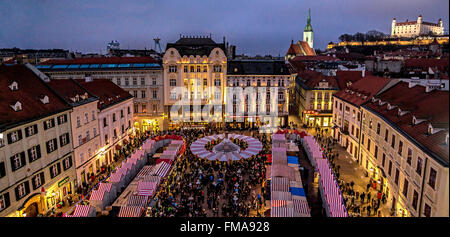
303, 8, 314, 49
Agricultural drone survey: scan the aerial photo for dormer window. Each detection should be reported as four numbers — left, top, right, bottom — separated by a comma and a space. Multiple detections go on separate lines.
412, 116, 417, 125
428, 124, 433, 135
10, 101, 22, 112
387, 103, 396, 110
9, 81, 18, 91
378, 100, 385, 106
40, 95, 49, 104
446, 133, 449, 145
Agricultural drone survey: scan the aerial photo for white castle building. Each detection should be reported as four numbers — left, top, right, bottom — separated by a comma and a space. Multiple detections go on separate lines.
391, 15, 444, 38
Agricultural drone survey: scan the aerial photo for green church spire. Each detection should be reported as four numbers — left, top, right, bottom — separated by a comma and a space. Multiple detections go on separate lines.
304, 8, 313, 32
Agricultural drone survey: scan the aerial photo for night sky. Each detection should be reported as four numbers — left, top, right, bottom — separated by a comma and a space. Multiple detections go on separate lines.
0, 0, 448, 56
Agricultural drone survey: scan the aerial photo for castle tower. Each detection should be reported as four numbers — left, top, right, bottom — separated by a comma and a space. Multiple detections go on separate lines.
303, 8, 313, 49
391, 18, 397, 36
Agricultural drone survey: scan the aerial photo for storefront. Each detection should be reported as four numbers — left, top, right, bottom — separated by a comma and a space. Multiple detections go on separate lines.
303, 110, 332, 127
44, 176, 74, 214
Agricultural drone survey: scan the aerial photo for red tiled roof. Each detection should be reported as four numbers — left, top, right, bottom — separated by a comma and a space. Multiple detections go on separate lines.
75, 79, 132, 110
364, 82, 449, 165
335, 53, 366, 61
47, 79, 96, 104
334, 75, 391, 106
298, 69, 339, 89
404, 58, 449, 73
41, 56, 158, 65
336, 70, 364, 90
395, 21, 418, 26
0, 65, 70, 131
286, 42, 316, 57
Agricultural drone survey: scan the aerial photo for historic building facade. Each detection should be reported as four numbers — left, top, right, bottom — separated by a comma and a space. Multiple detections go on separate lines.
360, 82, 448, 217
163, 36, 228, 129
0, 65, 75, 217
225, 60, 290, 129
391, 15, 444, 38
36, 57, 164, 132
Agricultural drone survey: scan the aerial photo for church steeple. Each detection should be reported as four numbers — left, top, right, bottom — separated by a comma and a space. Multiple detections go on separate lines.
305, 8, 313, 32
303, 8, 314, 49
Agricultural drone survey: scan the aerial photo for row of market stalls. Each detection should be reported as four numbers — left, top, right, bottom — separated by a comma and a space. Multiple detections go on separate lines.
190, 134, 263, 161
301, 134, 348, 217
269, 133, 311, 217
64, 135, 185, 217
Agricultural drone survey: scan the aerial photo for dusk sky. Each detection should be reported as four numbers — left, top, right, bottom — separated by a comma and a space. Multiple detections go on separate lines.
0, 0, 448, 56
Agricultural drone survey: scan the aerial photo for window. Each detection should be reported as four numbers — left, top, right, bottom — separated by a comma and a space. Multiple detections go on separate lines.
125, 78, 129, 86
377, 123, 381, 135
214, 79, 221, 86
141, 90, 146, 98
153, 104, 157, 113
78, 135, 82, 146
398, 140, 403, 156
116, 78, 121, 85
197, 66, 201, 72
190, 66, 195, 72
46, 138, 58, 154
247, 80, 251, 87
27, 145, 41, 163
391, 134, 396, 148
104, 135, 108, 145
113, 129, 117, 138
133, 91, 138, 98
374, 146, 378, 159
103, 118, 108, 127
152, 90, 157, 99
133, 78, 137, 85
385, 129, 389, 142
80, 152, 84, 163
152, 78, 156, 85
121, 125, 125, 134
63, 156, 72, 170
32, 172, 45, 190
203, 66, 207, 72
15, 181, 30, 201
403, 178, 409, 198
25, 124, 38, 137
91, 111, 96, 121
203, 79, 207, 86
416, 157, 423, 175
141, 78, 146, 85
127, 106, 131, 114
76, 116, 81, 127
424, 204, 431, 217
58, 114, 68, 125
169, 65, 177, 73
49, 163, 61, 179
382, 153, 386, 167
93, 127, 97, 136
0, 162, 5, 179
112, 113, 116, 122
134, 104, 139, 113
84, 113, 89, 124
361, 134, 365, 146
428, 168, 437, 189
43, 118, 55, 130
394, 168, 400, 186
170, 92, 177, 100
142, 104, 147, 113
412, 190, 419, 211
0, 192, 10, 211
388, 161, 393, 176
86, 131, 90, 141
356, 128, 359, 139
213, 65, 222, 72
367, 139, 371, 151
183, 66, 188, 73
10, 152, 26, 171
407, 148, 412, 165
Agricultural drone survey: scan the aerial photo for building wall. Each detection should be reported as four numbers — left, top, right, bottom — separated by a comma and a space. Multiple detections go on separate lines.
359, 107, 449, 217
0, 110, 76, 217
163, 48, 227, 127
44, 69, 164, 131
70, 101, 101, 186
297, 86, 336, 127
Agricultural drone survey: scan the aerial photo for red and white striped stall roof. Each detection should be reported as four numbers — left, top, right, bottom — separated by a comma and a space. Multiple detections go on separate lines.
154, 161, 171, 178
109, 170, 124, 183
271, 191, 292, 201
271, 165, 295, 180
271, 177, 290, 192
98, 183, 113, 193
137, 181, 157, 196
89, 189, 106, 201
126, 195, 149, 207
142, 175, 161, 183
118, 206, 144, 217
137, 166, 154, 178
293, 197, 311, 217
270, 200, 294, 217
70, 205, 95, 217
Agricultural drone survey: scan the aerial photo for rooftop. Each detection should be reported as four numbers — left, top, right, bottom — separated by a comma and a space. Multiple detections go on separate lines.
363, 82, 449, 166
166, 36, 226, 57
75, 79, 133, 110
227, 60, 290, 75
47, 79, 98, 106
0, 65, 70, 132
333, 75, 391, 106
37, 57, 161, 70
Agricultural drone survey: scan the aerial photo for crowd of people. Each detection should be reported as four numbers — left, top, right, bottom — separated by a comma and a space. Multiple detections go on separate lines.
147, 128, 271, 217
311, 125, 390, 217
